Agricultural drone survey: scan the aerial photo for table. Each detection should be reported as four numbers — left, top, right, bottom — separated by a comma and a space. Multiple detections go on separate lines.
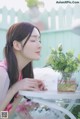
19, 91, 80, 119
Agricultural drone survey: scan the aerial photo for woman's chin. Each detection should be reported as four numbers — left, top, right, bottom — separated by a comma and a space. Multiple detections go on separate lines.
34, 57, 40, 60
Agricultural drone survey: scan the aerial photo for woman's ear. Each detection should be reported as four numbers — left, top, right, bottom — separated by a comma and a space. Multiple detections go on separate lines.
13, 40, 22, 51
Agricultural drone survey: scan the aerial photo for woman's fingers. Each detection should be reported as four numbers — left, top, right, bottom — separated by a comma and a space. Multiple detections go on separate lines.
27, 79, 46, 91
36, 80, 46, 90
17, 78, 46, 91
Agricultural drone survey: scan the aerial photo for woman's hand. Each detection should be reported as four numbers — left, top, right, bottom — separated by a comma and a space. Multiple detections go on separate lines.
36, 79, 46, 91
13, 78, 46, 93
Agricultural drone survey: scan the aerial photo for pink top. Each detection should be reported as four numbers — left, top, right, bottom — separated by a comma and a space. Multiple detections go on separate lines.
0, 60, 9, 104
0, 60, 22, 111
0, 60, 32, 113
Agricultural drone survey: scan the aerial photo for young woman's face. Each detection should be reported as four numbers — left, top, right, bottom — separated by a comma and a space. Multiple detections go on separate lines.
21, 28, 42, 61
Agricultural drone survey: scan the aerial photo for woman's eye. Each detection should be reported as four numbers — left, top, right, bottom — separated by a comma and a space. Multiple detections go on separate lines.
30, 40, 36, 42
30, 39, 41, 43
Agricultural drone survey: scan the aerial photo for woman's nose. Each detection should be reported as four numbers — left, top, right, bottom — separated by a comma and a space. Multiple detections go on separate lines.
38, 42, 42, 49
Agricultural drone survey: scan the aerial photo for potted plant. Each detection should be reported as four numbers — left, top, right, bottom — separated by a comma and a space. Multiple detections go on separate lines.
25, 0, 44, 18
46, 44, 80, 92
25, 0, 40, 8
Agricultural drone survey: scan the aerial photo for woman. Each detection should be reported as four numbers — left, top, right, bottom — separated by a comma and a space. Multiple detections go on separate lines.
0, 22, 45, 117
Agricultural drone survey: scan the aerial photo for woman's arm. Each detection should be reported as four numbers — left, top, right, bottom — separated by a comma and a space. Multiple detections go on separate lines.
0, 71, 45, 111
0, 67, 10, 110
0, 85, 17, 111
0, 67, 18, 111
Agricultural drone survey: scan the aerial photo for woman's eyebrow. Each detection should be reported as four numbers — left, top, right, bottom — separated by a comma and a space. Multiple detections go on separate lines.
31, 35, 40, 38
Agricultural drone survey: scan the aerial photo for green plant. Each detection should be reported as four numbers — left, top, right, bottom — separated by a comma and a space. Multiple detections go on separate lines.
25, 0, 43, 8
65, 105, 80, 119
46, 44, 80, 77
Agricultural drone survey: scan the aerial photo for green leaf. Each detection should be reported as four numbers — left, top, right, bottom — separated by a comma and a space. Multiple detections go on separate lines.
46, 44, 80, 74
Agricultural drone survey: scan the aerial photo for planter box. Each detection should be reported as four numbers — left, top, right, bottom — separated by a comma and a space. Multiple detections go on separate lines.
58, 80, 77, 92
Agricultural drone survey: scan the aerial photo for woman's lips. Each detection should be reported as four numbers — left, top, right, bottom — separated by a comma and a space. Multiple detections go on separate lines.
35, 51, 40, 55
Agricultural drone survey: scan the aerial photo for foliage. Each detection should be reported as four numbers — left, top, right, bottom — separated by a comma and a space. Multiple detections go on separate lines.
65, 105, 80, 119
25, 0, 44, 8
46, 44, 80, 74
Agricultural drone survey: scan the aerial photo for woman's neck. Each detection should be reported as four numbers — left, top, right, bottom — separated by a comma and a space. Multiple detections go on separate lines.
15, 52, 31, 72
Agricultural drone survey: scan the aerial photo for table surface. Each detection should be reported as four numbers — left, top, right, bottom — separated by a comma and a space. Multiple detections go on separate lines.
19, 90, 80, 100
19, 90, 80, 119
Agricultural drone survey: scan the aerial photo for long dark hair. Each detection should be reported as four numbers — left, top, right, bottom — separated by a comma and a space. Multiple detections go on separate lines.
4, 22, 40, 88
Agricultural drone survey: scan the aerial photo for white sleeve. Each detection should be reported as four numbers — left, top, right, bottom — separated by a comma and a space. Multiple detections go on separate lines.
0, 67, 10, 104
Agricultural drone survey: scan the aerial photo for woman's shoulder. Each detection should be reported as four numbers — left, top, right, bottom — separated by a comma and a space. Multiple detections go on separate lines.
0, 59, 7, 70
